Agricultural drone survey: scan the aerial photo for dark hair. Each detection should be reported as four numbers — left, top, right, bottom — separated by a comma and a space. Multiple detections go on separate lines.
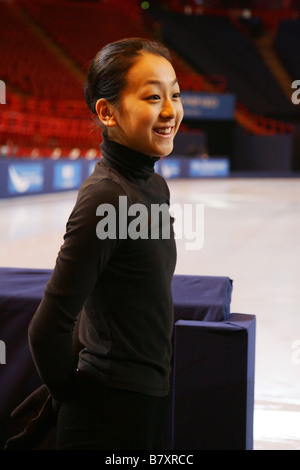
84, 37, 172, 135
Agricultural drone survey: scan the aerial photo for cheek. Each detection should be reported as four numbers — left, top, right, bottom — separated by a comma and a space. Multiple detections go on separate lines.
116, 99, 138, 130
129, 106, 151, 128
119, 100, 156, 134
136, 112, 156, 134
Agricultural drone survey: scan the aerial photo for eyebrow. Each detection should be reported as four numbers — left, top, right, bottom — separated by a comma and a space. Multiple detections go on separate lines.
144, 78, 179, 87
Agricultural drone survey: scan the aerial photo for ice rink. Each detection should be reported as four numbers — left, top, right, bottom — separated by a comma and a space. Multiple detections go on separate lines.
1, 177, 300, 450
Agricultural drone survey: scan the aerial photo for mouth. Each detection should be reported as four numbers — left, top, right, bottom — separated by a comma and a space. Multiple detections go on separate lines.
153, 126, 174, 138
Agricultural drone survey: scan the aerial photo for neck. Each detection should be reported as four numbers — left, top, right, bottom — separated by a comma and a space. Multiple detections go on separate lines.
100, 137, 160, 181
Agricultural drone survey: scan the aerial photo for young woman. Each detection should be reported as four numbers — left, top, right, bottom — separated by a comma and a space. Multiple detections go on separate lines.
9, 37, 183, 450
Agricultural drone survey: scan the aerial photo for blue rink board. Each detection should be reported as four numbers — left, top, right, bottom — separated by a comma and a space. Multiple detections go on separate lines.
0, 156, 229, 199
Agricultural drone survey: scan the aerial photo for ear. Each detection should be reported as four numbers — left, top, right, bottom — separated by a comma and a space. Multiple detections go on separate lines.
95, 98, 117, 128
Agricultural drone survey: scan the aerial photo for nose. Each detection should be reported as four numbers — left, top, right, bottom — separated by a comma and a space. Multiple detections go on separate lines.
160, 99, 176, 119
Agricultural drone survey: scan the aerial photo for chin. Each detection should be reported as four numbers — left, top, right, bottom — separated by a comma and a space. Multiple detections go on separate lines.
160, 145, 173, 158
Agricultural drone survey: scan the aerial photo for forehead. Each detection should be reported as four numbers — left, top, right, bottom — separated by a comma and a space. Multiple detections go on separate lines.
125, 52, 177, 90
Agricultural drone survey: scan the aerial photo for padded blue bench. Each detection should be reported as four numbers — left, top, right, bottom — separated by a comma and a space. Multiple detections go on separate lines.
0, 268, 255, 450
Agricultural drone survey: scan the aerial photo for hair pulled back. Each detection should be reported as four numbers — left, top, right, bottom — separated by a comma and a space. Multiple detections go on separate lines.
84, 37, 172, 134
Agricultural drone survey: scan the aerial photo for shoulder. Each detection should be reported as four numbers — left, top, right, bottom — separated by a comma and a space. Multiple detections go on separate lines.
77, 161, 129, 208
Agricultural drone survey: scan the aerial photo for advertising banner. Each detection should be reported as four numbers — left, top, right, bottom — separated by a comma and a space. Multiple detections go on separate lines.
181, 92, 236, 120
53, 161, 82, 190
0, 156, 229, 199
7, 162, 44, 195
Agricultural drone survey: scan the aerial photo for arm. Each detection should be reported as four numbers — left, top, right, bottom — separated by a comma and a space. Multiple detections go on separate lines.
5, 310, 85, 450
28, 179, 124, 402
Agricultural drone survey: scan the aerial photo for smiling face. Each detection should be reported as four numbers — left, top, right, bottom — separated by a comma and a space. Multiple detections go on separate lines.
97, 52, 184, 157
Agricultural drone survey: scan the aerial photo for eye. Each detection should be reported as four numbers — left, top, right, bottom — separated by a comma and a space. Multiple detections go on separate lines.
173, 92, 181, 99
146, 94, 160, 101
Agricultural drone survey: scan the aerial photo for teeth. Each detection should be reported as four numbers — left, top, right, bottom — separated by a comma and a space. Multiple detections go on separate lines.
154, 127, 172, 135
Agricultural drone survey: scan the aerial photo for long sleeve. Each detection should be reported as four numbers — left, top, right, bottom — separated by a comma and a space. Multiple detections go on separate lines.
28, 179, 125, 401
29, 137, 177, 400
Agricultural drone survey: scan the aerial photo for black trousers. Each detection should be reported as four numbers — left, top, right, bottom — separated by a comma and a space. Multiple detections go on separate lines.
56, 371, 168, 450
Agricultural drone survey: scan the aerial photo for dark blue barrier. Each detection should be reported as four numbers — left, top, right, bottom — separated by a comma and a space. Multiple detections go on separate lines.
232, 126, 294, 171
0, 158, 98, 199
0, 268, 255, 450
0, 156, 230, 199
156, 156, 230, 179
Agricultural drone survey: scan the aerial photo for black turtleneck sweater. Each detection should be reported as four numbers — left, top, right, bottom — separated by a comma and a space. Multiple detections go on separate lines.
28, 138, 177, 401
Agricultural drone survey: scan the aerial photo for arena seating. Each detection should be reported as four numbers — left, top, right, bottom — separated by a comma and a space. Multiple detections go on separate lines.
0, 0, 299, 158
149, 8, 298, 120
19, 0, 153, 72
18, 0, 207, 90
274, 18, 300, 80
0, 2, 84, 100
0, 0, 210, 153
